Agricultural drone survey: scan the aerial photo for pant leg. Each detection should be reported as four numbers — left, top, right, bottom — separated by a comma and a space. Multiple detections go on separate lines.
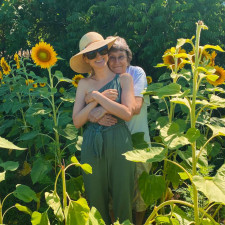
81, 129, 111, 225
104, 125, 135, 223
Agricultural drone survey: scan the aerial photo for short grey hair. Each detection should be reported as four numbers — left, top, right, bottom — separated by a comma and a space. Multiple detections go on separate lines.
107, 36, 132, 65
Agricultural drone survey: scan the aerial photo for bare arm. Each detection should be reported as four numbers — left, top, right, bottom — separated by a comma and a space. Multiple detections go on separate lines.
72, 79, 98, 128
134, 96, 143, 115
91, 73, 135, 121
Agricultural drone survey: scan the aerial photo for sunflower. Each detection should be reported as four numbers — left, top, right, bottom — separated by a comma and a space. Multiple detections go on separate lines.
209, 51, 217, 67
1, 57, 11, 75
189, 49, 210, 64
146, 76, 152, 85
0, 71, 3, 80
207, 66, 225, 86
72, 74, 84, 87
25, 79, 37, 91
14, 53, 20, 69
31, 42, 57, 69
163, 48, 186, 70
39, 82, 46, 87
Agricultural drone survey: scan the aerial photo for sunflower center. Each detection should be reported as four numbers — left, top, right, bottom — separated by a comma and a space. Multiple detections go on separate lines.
37, 49, 51, 62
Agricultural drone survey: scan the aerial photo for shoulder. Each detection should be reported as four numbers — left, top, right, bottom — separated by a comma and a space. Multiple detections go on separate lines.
126, 65, 146, 78
76, 77, 93, 93
119, 72, 133, 86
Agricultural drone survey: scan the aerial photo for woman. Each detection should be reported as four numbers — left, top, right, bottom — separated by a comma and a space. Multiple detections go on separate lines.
70, 32, 135, 224
88, 37, 151, 225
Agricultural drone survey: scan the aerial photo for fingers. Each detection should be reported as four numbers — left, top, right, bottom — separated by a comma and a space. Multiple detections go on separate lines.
102, 89, 118, 101
98, 115, 118, 127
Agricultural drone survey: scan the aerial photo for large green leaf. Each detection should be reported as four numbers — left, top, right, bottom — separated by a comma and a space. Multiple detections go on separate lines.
185, 128, 201, 143
71, 156, 92, 174
45, 191, 64, 222
172, 206, 192, 225
64, 198, 89, 225
58, 124, 78, 140
31, 211, 50, 225
14, 184, 38, 203
86, 207, 105, 225
131, 132, 149, 149
0, 137, 26, 150
15, 203, 32, 216
31, 158, 52, 184
166, 162, 183, 189
18, 131, 39, 141
66, 176, 84, 200
123, 147, 166, 163
210, 95, 225, 108
170, 98, 191, 112
0, 161, 19, 171
156, 83, 181, 98
139, 173, 166, 206
206, 124, 225, 136
193, 164, 225, 204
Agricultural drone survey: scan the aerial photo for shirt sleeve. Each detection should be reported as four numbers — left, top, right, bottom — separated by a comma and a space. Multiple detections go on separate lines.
132, 66, 148, 97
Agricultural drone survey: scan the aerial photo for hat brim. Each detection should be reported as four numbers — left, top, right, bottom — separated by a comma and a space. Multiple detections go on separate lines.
70, 37, 117, 73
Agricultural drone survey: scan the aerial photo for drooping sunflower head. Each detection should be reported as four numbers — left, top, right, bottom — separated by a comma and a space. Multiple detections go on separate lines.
31, 42, 57, 69
39, 82, 46, 87
146, 76, 152, 85
163, 48, 186, 70
189, 49, 210, 64
72, 74, 84, 87
207, 66, 225, 86
25, 79, 37, 91
1, 57, 11, 75
14, 53, 20, 69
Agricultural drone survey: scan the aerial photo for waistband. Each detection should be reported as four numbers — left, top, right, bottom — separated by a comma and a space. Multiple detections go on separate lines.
85, 120, 126, 158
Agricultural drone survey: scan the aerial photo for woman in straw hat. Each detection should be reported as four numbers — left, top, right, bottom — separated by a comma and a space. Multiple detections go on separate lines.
70, 32, 135, 224
88, 37, 151, 225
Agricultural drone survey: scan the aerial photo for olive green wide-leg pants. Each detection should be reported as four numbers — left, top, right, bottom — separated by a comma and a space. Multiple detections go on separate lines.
81, 123, 135, 224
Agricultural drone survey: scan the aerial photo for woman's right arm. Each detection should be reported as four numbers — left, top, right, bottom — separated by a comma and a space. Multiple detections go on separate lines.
72, 79, 98, 128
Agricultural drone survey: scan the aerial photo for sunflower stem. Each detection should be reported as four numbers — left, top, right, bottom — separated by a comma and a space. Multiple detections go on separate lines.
48, 68, 61, 164
190, 21, 204, 225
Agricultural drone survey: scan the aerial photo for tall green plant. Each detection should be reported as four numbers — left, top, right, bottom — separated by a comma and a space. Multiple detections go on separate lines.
124, 21, 225, 224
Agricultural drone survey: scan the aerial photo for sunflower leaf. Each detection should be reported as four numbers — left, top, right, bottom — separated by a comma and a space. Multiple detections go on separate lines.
203, 45, 224, 52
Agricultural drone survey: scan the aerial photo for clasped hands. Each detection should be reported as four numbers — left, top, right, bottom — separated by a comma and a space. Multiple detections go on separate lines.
85, 89, 118, 126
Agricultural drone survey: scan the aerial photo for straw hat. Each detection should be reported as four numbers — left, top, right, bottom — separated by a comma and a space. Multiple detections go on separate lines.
70, 32, 117, 73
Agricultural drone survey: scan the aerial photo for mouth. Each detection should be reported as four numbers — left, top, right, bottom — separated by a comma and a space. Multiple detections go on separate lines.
95, 59, 104, 63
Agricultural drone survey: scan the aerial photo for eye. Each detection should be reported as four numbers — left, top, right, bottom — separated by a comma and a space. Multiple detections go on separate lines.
109, 56, 116, 61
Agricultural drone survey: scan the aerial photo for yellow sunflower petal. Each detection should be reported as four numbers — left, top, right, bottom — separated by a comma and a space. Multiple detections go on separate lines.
207, 66, 225, 86
72, 74, 84, 87
146, 76, 152, 85
1, 57, 11, 75
31, 42, 57, 69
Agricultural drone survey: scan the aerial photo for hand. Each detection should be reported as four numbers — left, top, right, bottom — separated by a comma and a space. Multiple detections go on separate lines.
102, 89, 118, 101
88, 106, 107, 123
98, 114, 118, 127
85, 91, 95, 104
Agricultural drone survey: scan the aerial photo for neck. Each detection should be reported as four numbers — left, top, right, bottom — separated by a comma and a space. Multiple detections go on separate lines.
92, 66, 115, 80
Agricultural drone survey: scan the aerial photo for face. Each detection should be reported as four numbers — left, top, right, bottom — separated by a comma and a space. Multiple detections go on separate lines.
84, 45, 109, 69
108, 50, 128, 74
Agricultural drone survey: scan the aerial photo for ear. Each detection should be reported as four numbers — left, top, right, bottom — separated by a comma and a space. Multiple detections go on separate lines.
83, 55, 89, 64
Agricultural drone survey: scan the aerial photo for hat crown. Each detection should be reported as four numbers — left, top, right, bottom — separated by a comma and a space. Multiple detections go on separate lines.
79, 32, 104, 51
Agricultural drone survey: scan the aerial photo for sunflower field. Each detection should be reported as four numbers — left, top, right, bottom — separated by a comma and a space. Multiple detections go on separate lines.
1, 0, 225, 225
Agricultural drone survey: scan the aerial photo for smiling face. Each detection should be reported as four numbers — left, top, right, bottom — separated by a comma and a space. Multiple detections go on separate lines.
108, 50, 128, 74
84, 51, 109, 71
